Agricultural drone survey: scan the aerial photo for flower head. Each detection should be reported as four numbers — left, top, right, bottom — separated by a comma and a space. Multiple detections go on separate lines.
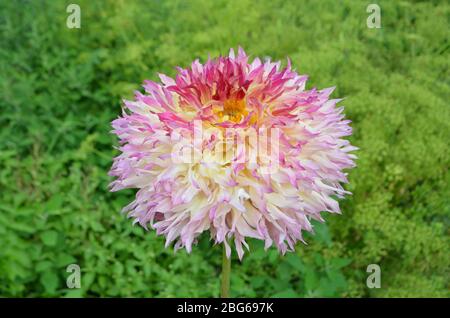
109, 48, 356, 259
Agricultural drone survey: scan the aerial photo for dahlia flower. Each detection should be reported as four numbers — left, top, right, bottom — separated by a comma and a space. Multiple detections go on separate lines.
109, 48, 356, 261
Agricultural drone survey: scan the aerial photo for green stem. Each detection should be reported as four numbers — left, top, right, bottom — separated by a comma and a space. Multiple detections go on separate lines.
220, 244, 231, 298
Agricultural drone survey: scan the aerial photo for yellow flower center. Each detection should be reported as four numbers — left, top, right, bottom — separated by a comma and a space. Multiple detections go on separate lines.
219, 98, 247, 122
215, 98, 258, 125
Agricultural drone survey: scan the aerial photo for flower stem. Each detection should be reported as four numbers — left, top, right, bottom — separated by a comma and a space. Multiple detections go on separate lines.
220, 244, 231, 298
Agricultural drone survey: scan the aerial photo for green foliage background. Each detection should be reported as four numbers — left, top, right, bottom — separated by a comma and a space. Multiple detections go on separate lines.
0, 0, 448, 297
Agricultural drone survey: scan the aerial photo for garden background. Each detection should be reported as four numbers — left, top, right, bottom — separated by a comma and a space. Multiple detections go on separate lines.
0, 0, 448, 297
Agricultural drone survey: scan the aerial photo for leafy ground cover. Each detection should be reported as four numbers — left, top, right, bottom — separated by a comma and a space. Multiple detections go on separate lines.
0, 0, 448, 297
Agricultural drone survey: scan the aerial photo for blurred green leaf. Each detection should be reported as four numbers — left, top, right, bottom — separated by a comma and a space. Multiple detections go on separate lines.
41, 231, 59, 247
40, 271, 59, 294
